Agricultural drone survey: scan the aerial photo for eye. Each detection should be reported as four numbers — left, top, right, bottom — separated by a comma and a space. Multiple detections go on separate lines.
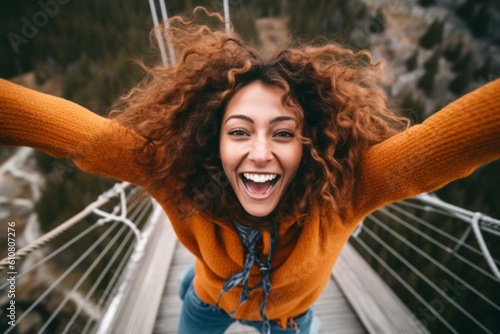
228, 128, 248, 136
274, 130, 294, 138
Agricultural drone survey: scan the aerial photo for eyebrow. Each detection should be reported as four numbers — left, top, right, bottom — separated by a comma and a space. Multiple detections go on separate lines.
225, 115, 296, 124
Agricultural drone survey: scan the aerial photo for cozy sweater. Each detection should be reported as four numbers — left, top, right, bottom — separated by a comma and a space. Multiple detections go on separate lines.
1, 78, 499, 328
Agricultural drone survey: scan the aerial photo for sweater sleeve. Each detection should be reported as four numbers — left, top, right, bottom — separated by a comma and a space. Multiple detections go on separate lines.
0, 79, 150, 187
350, 78, 500, 221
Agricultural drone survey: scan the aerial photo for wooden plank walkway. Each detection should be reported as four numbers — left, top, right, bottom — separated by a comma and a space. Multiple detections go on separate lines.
153, 240, 367, 334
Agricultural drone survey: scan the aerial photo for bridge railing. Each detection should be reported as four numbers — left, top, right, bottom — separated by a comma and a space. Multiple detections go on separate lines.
350, 193, 500, 334
0, 182, 153, 333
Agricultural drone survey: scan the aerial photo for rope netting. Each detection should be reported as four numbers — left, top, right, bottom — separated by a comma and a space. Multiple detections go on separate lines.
351, 193, 500, 334
0, 182, 154, 333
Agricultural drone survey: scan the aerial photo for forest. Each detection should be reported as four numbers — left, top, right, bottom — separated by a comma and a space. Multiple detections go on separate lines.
0, 0, 499, 333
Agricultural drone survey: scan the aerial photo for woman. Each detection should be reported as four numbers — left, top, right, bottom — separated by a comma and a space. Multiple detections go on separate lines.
1, 8, 499, 334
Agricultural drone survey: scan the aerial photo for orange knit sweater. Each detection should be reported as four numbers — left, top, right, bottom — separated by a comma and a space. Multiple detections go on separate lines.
1, 78, 499, 328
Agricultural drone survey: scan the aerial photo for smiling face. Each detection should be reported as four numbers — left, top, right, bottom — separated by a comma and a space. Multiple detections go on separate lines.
219, 81, 303, 217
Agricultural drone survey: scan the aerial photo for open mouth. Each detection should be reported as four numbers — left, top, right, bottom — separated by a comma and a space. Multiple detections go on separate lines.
240, 173, 280, 196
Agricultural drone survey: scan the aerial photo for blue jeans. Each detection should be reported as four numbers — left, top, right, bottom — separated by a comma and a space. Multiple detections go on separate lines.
178, 265, 319, 334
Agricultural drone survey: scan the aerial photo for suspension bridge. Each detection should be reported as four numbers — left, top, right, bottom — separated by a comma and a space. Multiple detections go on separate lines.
1, 0, 499, 333
1, 178, 499, 333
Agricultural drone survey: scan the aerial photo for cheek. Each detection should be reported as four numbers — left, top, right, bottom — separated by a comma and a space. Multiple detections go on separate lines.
218, 139, 234, 174
287, 143, 303, 174
219, 137, 228, 164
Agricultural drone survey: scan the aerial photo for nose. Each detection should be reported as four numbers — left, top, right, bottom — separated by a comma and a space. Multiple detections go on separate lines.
248, 138, 273, 165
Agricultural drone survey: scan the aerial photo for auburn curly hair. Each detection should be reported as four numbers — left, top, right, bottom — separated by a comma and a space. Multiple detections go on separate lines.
110, 7, 409, 229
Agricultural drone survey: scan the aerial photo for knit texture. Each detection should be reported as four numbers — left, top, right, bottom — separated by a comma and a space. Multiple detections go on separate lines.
1, 78, 499, 327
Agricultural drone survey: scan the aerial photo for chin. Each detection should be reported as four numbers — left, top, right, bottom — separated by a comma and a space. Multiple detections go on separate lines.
241, 203, 277, 218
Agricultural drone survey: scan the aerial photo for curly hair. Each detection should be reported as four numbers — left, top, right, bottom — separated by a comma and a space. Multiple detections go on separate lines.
110, 7, 410, 229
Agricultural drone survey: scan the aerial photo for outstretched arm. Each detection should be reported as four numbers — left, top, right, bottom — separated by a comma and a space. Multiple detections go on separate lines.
351, 79, 500, 222
0, 79, 150, 187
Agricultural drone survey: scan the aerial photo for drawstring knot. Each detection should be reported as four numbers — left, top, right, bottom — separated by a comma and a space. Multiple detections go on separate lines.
216, 222, 278, 334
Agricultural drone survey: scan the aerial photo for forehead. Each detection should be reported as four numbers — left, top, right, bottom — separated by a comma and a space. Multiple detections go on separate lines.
223, 81, 294, 120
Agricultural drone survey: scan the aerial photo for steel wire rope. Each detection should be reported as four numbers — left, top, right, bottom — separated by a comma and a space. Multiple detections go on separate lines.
80, 229, 138, 334
390, 201, 500, 265
92, 181, 143, 244
81, 190, 152, 334
48, 196, 151, 329
64, 230, 143, 334
392, 201, 500, 266
359, 225, 493, 333
95, 202, 165, 334
351, 234, 457, 334
158, 0, 176, 65
148, 0, 169, 66
37, 199, 151, 334
365, 215, 497, 333
37, 223, 126, 333
396, 200, 476, 225
62, 198, 152, 333
368, 214, 500, 312
479, 225, 500, 237
0, 182, 131, 270
470, 212, 500, 280
379, 207, 500, 281
397, 200, 500, 235
388, 202, 483, 256
0, 223, 102, 291
415, 194, 500, 226
93, 205, 141, 243
0, 186, 144, 291
223, 0, 231, 33
4, 215, 123, 333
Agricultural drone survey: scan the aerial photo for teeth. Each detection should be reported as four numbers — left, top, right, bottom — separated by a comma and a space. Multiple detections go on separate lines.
243, 173, 278, 183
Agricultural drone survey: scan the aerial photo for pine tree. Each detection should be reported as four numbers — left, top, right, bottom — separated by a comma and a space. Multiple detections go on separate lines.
469, 5, 491, 37
356, 2, 367, 20
452, 50, 473, 73
444, 38, 463, 62
418, 70, 435, 96
340, 4, 358, 38
456, 0, 475, 21
405, 49, 419, 72
419, 20, 444, 49
449, 49, 475, 95
35, 169, 116, 231
449, 71, 472, 95
474, 56, 491, 82
419, 0, 435, 7
400, 93, 426, 124
424, 48, 441, 71
418, 48, 441, 95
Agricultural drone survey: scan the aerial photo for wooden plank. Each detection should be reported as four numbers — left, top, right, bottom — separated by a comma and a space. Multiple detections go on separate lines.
315, 278, 367, 334
333, 242, 429, 334
154, 242, 194, 334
